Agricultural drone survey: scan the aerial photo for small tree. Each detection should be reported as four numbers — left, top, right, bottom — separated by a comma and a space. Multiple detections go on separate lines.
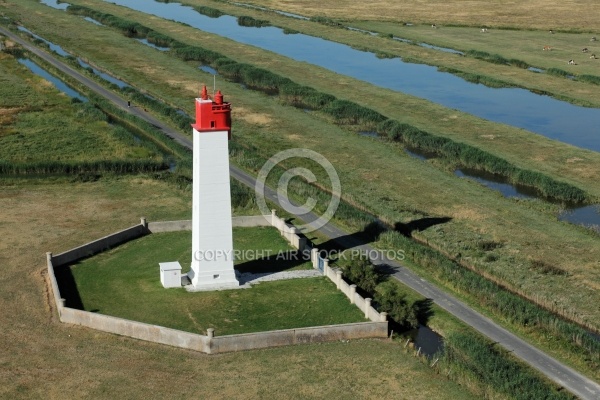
374, 281, 419, 329
341, 257, 382, 294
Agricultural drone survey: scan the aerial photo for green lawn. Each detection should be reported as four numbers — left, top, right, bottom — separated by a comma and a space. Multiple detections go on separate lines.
69, 228, 364, 335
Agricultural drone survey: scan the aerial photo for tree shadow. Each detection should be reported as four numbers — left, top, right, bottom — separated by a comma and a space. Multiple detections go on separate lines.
414, 298, 434, 326
394, 217, 452, 237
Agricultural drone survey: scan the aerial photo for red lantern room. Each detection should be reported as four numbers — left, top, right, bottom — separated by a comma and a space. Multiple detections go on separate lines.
192, 85, 232, 139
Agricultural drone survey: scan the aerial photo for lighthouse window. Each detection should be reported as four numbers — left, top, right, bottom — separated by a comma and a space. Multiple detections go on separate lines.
211, 121, 215, 128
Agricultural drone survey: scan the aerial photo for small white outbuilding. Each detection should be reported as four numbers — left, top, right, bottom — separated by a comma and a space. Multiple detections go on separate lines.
159, 262, 182, 288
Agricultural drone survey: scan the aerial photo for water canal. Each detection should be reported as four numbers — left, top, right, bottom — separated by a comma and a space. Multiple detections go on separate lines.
99, 0, 600, 152
25, 3, 600, 231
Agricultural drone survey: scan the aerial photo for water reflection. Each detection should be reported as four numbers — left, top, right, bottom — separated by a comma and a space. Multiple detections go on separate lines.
77, 59, 129, 88
418, 42, 464, 55
402, 325, 444, 358
40, 0, 69, 10
18, 58, 88, 102
404, 147, 600, 230
17, 26, 70, 57
455, 168, 537, 199
198, 65, 218, 75
83, 17, 104, 26
455, 168, 600, 230
135, 38, 170, 51
348, 27, 376, 36
232, 2, 309, 20
559, 205, 600, 233
101, 0, 600, 152
404, 147, 436, 161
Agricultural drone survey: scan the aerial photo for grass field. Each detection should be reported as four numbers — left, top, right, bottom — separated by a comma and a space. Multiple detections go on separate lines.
352, 21, 600, 74
69, 229, 360, 335
0, 176, 478, 399
5, 0, 600, 331
163, 0, 600, 109
0, 53, 163, 164
241, 0, 600, 33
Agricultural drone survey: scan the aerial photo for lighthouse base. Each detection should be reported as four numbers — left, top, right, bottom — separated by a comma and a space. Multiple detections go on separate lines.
186, 266, 239, 291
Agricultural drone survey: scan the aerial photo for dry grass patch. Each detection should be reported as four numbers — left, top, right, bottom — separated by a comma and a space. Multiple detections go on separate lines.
243, 0, 600, 31
235, 106, 272, 125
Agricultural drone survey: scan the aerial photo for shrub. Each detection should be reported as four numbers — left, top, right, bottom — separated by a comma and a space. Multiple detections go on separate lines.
547, 68, 570, 78
341, 257, 383, 294
237, 16, 270, 28
374, 281, 419, 329
578, 74, 600, 85
193, 6, 223, 18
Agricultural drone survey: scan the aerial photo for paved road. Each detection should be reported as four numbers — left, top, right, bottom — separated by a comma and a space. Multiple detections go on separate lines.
4, 26, 599, 399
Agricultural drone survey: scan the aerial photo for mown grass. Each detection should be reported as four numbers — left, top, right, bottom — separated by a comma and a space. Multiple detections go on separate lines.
69, 228, 357, 336
10, 0, 600, 332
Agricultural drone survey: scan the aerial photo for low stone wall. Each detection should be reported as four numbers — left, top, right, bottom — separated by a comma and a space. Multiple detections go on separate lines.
51, 220, 148, 267
148, 220, 191, 233
314, 248, 387, 323
60, 306, 210, 352
46, 217, 388, 354
209, 322, 388, 353
270, 210, 307, 251
148, 216, 271, 233
46, 252, 63, 315
48, 247, 386, 354
233, 215, 272, 227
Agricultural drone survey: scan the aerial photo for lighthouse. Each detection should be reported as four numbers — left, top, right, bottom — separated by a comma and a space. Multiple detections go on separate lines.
187, 85, 239, 289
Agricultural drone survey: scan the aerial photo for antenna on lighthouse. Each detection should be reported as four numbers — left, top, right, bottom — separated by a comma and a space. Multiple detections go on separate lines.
213, 75, 216, 97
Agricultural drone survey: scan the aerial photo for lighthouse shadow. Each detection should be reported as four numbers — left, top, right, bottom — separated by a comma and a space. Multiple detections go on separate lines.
235, 249, 310, 275
235, 249, 317, 285
314, 221, 387, 254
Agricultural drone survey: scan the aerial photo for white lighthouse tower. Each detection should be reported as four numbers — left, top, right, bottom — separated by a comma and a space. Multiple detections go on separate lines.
187, 85, 239, 289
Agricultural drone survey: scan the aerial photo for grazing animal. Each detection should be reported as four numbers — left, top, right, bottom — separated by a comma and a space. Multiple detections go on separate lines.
568, 59, 576, 65
591, 54, 597, 59
582, 47, 589, 53
591, 37, 597, 42
480, 28, 488, 33
543, 45, 552, 51
431, 24, 437, 29
549, 30, 554, 34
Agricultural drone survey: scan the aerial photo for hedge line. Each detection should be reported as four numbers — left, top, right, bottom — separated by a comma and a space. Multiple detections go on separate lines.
0, 159, 166, 175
